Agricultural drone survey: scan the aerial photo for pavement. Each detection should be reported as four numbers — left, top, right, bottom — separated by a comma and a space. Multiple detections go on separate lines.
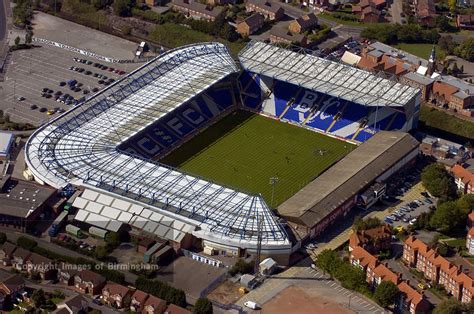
237, 264, 387, 313
389, 0, 403, 25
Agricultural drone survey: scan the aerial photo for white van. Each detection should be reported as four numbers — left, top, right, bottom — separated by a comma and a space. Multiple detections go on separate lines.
244, 301, 259, 310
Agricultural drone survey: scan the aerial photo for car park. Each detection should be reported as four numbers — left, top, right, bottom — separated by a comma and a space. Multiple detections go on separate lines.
425, 198, 433, 204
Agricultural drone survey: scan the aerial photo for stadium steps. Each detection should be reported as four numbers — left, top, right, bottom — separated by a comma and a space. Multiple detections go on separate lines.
385, 112, 399, 130
326, 103, 348, 133
278, 97, 296, 119
351, 127, 365, 141
278, 87, 304, 119
302, 104, 319, 125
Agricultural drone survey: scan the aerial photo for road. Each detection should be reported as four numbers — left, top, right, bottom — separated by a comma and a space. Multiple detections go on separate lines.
389, 0, 403, 25
0, 0, 6, 45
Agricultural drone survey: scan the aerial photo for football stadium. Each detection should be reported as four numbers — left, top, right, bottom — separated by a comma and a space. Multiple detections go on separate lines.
25, 41, 421, 264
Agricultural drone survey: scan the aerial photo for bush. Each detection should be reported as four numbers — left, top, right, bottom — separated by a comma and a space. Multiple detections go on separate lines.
361, 24, 440, 45
229, 258, 254, 276
136, 277, 187, 307
421, 163, 456, 199
0, 232, 7, 244
17, 236, 37, 250
194, 298, 213, 314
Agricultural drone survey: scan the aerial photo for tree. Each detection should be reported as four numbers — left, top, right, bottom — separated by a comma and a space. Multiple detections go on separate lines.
14, 36, 21, 46
436, 15, 454, 32
421, 164, 456, 198
31, 289, 46, 308
105, 231, 120, 249
438, 36, 457, 55
94, 245, 108, 260
448, 0, 457, 13
25, 31, 32, 45
229, 258, 254, 276
194, 298, 213, 314
17, 236, 37, 250
353, 216, 382, 231
433, 298, 465, 314
316, 249, 341, 275
0, 232, 6, 245
430, 201, 468, 234
455, 38, 474, 62
456, 194, 474, 213
374, 281, 399, 307
113, 0, 133, 17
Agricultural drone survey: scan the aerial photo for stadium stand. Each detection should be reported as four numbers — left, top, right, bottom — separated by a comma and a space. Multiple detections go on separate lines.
238, 71, 410, 142
278, 131, 419, 240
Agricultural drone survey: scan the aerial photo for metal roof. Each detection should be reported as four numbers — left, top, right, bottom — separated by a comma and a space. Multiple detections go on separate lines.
239, 40, 419, 107
278, 131, 419, 228
25, 43, 290, 251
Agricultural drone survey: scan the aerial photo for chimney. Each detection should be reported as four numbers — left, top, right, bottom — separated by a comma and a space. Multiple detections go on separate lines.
406, 280, 410, 286
397, 273, 402, 284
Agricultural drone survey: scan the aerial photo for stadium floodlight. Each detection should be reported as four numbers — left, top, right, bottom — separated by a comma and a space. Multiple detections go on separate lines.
269, 176, 279, 208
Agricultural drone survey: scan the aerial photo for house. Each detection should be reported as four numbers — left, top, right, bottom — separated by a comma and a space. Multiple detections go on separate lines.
288, 13, 318, 34
54, 295, 89, 314
431, 77, 474, 111
457, 15, 474, 30
403, 236, 474, 303
11, 248, 31, 271
171, 0, 224, 22
58, 263, 78, 286
415, 0, 436, 26
130, 289, 148, 313
164, 304, 192, 314
269, 27, 307, 47
360, 5, 382, 23
236, 14, 265, 37
349, 246, 401, 288
0, 270, 25, 310
74, 270, 106, 296
138, 238, 157, 254
240, 274, 258, 289
25, 253, 56, 280
245, 0, 284, 21
349, 225, 392, 255
451, 164, 474, 194
101, 282, 132, 309
397, 281, 431, 314
0, 242, 17, 266
142, 295, 167, 314
400, 72, 435, 101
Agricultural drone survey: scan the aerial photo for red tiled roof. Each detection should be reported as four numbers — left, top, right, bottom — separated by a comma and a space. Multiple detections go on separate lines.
398, 281, 424, 305
373, 263, 399, 284
452, 164, 474, 186
351, 246, 377, 268
102, 282, 131, 298
131, 289, 149, 304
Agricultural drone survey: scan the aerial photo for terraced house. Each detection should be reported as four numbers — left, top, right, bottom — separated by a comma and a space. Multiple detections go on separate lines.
403, 236, 474, 303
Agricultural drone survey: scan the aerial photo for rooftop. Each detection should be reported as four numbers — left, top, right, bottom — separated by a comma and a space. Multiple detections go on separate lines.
278, 131, 419, 227
25, 43, 290, 251
239, 41, 420, 107
0, 177, 57, 218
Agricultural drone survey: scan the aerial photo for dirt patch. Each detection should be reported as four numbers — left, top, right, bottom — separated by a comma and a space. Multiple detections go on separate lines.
208, 280, 243, 305
261, 285, 353, 314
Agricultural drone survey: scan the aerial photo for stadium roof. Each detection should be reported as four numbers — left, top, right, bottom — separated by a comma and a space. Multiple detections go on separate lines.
25, 43, 290, 251
239, 40, 420, 107
278, 131, 419, 228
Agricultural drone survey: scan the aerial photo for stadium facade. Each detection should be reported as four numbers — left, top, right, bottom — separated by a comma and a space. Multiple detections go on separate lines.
25, 41, 421, 264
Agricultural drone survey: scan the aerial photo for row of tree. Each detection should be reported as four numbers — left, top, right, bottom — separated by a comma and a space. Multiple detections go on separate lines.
135, 276, 187, 308
316, 249, 399, 308
439, 35, 474, 62
360, 23, 440, 45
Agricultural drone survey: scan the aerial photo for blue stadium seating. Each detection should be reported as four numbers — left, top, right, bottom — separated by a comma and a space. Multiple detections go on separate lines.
239, 71, 262, 109
118, 82, 236, 159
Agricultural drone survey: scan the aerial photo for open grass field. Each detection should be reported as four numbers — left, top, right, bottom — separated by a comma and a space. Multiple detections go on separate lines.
160, 110, 355, 207
394, 43, 435, 59
419, 105, 474, 145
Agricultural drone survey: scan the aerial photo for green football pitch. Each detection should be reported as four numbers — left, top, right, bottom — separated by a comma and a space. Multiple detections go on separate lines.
160, 110, 355, 207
